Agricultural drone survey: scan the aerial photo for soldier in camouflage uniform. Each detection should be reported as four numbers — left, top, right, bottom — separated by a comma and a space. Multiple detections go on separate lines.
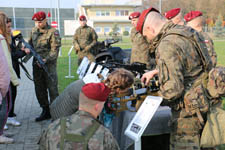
39, 82, 120, 150
73, 15, 98, 65
185, 11, 217, 67
28, 11, 61, 122
129, 12, 154, 69
138, 8, 213, 150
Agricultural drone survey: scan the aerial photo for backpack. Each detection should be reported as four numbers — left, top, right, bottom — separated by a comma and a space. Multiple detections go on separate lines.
207, 67, 225, 98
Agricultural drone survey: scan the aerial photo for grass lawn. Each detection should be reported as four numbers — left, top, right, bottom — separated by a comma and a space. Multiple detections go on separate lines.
58, 38, 225, 93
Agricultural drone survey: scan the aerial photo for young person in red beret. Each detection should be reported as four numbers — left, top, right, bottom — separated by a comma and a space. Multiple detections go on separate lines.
39, 69, 134, 149
50, 68, 134, 120
129, 12, 154, 69
136, 7, 213, 150
164, 8, 184, 25
28, 11, 61, 122
184, 11, 217, 67
73, 15, 98, 65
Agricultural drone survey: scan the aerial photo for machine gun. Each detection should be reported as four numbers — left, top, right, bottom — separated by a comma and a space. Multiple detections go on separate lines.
98, 61, 147, 77
102, 77, 159, 127
106, 77, 159, 114
12, 30, 54, 81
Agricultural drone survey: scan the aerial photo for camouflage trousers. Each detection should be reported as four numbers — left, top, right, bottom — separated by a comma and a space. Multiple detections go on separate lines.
33, 63, 59, 107
170, 109, 204, 150
77, 52, 95, 66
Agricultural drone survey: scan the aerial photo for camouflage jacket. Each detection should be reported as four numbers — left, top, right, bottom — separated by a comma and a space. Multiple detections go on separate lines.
39, 110, 120, 150
199, 31, 217, 67
28, 24, 61, 63
73, 25, 98, 53
152, 21, 212, 103
130, 27, 152, 67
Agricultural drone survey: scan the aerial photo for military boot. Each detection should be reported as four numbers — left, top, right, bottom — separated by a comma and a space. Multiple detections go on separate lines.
35, 106, 51, 122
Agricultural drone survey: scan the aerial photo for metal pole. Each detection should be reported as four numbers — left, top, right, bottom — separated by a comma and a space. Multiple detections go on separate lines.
12, 7, 16, 29
57, 0, 62, 56
159, 0, 162, 13
65, 46, 74, 78
50, 0, 53, 23
55, 8, 57, 22
134, 139, 141, 150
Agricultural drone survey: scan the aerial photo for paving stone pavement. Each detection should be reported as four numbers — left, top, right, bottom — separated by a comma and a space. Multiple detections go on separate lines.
0, 60, 51, 150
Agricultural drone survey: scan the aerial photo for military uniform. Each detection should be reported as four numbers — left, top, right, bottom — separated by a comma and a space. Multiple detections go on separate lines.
151, 22, 212, 150
199, 31, 217, 67
50, 79, 85, 120
28, 24, 61, 109
130, 27, 153, 68
73, 25, 98, 65
39, 110, 120, 150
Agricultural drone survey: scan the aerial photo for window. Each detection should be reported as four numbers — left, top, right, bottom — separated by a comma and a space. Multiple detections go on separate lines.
104, 27, 110, 33
95, 27, 101, 33
117, 27, 121, 33
121, 10, 125, 16
125, 26, 130, 32
116, 10, 120, 16
96, 11, 110, 16
96, 11, 101, 16
115, 10, 129, 16
101, 11, 105, 16
106, 11, 110, 16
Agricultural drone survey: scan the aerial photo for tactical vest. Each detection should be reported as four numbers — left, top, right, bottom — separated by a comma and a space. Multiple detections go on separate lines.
159, 27, 213, 124
60, 117, 100, 150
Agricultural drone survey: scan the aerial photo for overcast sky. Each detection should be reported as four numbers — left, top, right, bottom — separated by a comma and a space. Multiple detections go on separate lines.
0, 0, 82, 8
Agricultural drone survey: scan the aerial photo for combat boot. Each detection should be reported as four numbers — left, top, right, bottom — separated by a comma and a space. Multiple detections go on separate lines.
35, 106, 51, 122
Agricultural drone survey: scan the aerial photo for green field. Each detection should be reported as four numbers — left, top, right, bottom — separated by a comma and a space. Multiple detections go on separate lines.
58, 38, 225, 92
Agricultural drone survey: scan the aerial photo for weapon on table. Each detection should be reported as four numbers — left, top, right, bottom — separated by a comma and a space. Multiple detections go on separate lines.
12, 30, 54, 81
98, 61, 147, 77
105, 77, 160, 114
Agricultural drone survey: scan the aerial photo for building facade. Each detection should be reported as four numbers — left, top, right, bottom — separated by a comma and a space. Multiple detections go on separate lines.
80, 0, 142, 35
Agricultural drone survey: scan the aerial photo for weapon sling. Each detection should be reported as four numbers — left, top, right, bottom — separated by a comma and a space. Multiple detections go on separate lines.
60, 117, 100, 150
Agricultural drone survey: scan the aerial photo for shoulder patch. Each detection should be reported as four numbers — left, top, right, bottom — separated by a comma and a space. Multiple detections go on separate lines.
54, 30, 59, 36
204, 40, 209, 43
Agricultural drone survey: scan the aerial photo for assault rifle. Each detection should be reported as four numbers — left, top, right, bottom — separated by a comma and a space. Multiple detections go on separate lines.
12, 30, 54, 81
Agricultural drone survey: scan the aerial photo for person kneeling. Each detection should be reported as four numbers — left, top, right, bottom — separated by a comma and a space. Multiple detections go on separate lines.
38, 82, 133, 150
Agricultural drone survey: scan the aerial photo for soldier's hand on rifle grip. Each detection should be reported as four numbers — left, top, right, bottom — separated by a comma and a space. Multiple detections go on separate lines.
141, 69, 159, 85
21, 46, 31, 54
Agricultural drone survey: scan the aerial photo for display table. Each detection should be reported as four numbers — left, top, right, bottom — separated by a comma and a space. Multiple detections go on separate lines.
110, 105, 171, 150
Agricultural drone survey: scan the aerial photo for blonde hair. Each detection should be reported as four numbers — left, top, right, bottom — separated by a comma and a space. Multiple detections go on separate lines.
0, 12, 11, 50
103, 68, 134, 91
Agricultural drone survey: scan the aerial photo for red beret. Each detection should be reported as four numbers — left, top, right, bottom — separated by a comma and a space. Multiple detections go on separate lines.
136, 7, 160, 34
164, 8, 180, 19
129, 12, 141, 20
82, 83, 111, 102
184, 11, 202, 22
32, 11, 46, 21
79, 15, 86, 21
